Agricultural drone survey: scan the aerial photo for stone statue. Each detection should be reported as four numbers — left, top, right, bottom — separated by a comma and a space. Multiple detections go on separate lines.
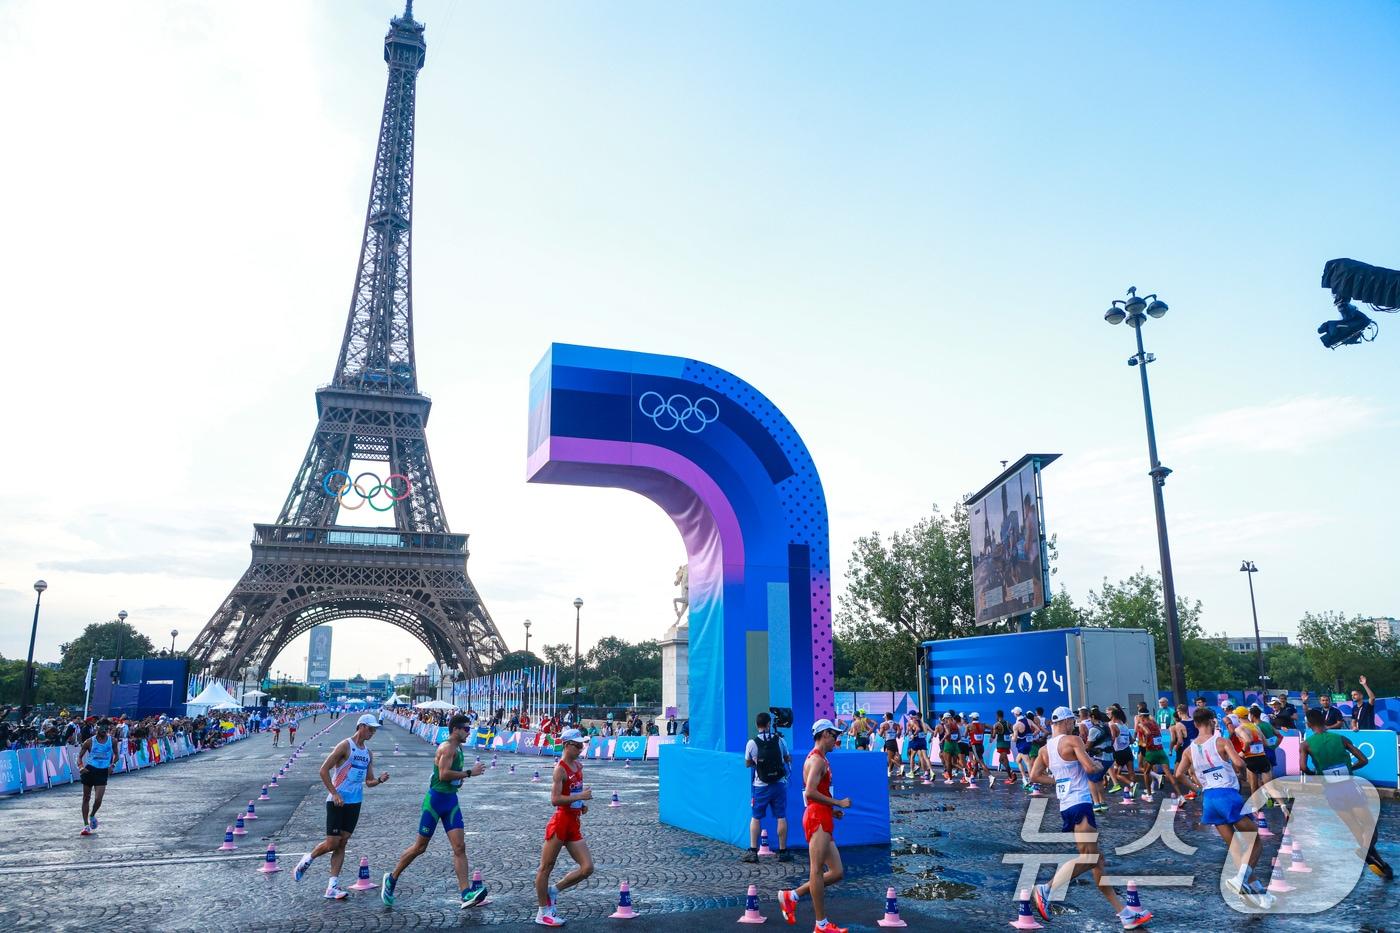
673, 564, 689, 622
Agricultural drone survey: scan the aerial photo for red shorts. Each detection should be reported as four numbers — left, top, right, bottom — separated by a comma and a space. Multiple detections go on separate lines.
545, 808, 583, 843
802, 804, 834, 840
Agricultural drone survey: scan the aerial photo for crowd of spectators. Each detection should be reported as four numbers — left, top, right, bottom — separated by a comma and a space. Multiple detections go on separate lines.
392, 704, 690, 741
0, 705, 262, 753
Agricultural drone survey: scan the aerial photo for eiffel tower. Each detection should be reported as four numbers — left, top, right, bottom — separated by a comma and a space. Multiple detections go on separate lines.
187, 1, 508, 682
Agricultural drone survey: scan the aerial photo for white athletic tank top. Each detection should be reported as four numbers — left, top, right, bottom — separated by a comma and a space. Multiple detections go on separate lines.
1189, 737, 1239, 791
1112, 723, 1132, 751
328, 737, 371, 804
1047, 734, 1093, 809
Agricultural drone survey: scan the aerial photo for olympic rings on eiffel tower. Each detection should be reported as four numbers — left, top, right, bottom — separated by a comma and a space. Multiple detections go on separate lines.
320, 470, 413, 512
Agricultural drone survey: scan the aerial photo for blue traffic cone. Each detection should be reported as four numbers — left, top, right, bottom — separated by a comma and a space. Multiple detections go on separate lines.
877, 886, 908, 927
233, 814, 248, 836
258, 843, 281, 873
1010, 889, 1043, 929
1125, 882, 1140, 908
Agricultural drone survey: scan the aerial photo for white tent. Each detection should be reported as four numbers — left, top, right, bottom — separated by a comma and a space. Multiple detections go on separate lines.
384, 695, 410, 706
242, 689, 267, 699
186, 681, 240, 716
211, 700, 243, 711
414, 699, 456, 710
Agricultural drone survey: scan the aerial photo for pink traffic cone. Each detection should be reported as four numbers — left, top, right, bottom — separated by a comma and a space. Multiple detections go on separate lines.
469, 868, 484, 892
259, 785, 271, 801
737, 884, 766, 923
233, 814, 248, 836
609, 880, 637, 918
218, 826, 238, 851
1287, 844, 1312, 873
245, 800, 259, 820
1266, 856, 1295, 893
757, 829, 774, 857
393, 744, 404, 756
625, 760, 631, 769
1010, 889, 1043, 929
877, 886, 908, 927
1255, 811, 1274, 837
610, 791, 622, 808
259, 844, 281, 873
348, 855, 377, 890
532, 770, 541, 782
1124, 882, 1141, 909
510, 764, 516, 774
269, 775, 279, 788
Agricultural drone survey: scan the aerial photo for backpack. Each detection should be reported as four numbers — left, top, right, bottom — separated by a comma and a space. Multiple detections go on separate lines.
753, 733, 787, 784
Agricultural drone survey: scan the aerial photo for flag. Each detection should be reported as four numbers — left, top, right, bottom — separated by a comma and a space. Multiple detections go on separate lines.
83, 657, 94, 693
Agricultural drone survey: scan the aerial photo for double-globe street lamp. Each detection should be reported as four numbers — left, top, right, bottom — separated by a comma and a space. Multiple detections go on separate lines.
18, 580, 48, 724
1240, 561, 1268, 693
1104, 286, 1187, 705
112, 609, 129, 685
524, 618, 532, 656
572, 597, 584, 720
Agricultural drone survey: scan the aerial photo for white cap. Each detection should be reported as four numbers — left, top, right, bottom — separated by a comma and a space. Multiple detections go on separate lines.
356, 714, 381, 728
1010, 706, 1023, 716
1049, 706, 1076, 724
969, 712, 979, 720
559, 728, 586, 744
811, 718, 839, 736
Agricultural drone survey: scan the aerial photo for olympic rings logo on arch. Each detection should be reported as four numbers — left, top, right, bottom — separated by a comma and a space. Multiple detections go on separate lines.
638, 391, 720, 434
321, 470, 413, 512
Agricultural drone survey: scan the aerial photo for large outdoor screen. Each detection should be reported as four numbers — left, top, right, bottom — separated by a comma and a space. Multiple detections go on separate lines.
968, 461, 1048, 625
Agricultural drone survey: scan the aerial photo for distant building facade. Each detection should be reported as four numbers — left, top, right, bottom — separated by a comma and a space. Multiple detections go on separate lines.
1222, 635, 1290, 654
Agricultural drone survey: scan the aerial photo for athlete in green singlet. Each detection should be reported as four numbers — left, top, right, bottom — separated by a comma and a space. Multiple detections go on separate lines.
1300, 708, 1392, 880
382, 714, 489, 907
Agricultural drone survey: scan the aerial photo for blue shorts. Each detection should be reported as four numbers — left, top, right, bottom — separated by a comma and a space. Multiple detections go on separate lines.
418, 790, 464, 838
1089, 765, 1109, 783
1201, 787, 1245, 826
909, 737, 927, 752
1060, 802, 1097, 834
751, 781, 787, 819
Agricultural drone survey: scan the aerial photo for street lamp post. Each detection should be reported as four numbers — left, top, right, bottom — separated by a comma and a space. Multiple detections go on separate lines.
113, 610, 129, 685
18, 580, 48, 724
170, 629, 179, 656
1104, 286, 1187, 705
1240, 561, 1266, 692
572, 597, 584, 719
524, 619, 532, 656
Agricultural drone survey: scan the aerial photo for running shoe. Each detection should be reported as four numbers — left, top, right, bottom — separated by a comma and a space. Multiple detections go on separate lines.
534, 910, 566, 927
1366, 850, 1394, 880
294, 854, 313, 882
778, 849, 794, 863
381, 872, 396, 906
1109, 783, 1123, 794
778, 889, 798, 925
79, 827, 92, 836
741, 848, 760, 863
461, 884, 489, 909
1031, 883, 1052, 921
1183, 791, 1197, 801
812, 923, 848, 933
1119, 907, 1153, 929
324, 885, 349, 900
1093, 803, 1108, 813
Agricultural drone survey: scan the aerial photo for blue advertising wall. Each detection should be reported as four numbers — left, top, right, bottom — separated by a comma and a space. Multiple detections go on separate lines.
925, 629, 1071, 722
93, 659, 190, 719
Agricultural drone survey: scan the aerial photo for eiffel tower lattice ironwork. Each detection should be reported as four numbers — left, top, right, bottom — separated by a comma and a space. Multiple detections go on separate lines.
187, 1, 508, 683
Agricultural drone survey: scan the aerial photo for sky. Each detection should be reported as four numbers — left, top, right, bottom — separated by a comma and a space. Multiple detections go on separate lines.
3, 1, 1399, 681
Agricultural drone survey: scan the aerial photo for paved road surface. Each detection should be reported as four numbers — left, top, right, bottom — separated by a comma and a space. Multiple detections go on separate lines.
1, 716, 1394, 930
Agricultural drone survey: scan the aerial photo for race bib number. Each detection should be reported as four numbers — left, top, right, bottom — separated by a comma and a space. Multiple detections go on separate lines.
1199, 764, 1232, 790
1150, 735, 1162, 748
1054, 778, 1072, 800
1248, 743, 1264, 755
1322, 764, 1349, 777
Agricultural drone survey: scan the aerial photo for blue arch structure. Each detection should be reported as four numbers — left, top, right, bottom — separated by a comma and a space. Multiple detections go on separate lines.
528, 343, 888, 847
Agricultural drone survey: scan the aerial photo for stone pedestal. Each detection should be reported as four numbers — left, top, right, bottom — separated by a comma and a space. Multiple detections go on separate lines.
660, 619, 689, 720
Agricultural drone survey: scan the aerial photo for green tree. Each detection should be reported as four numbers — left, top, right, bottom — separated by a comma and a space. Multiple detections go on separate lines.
1182, 636, 1238, 690
542, 643, 574, 669
1081, 569, 1205, 688
492, 650, 544, 673
1266, 644, 1316, 693
836, 503, 975, 689
58, 621, 155, 671
1295, 611, 1384, 693
1028, 585, 1084, 630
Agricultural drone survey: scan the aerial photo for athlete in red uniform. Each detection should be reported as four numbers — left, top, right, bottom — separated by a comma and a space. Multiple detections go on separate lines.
779, 720, 852, 933
533, 728, 594, 927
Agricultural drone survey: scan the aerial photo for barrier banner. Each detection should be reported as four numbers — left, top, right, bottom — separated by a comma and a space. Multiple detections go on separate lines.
646, 735, 677, 760
493, 731, 520, 753
584, 739, 613, 760
612, 735, 647, 761
0, 753, 21, 794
